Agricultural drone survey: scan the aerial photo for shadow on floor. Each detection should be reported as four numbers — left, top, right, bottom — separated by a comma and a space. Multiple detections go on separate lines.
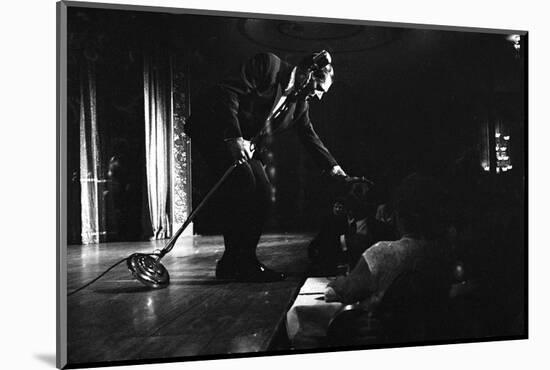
34, 353, 56, 367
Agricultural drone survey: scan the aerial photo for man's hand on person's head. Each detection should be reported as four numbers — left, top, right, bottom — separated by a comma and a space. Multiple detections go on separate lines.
329, 165, 375, 188
330, 165, 348, 178
225, 137, 253, 165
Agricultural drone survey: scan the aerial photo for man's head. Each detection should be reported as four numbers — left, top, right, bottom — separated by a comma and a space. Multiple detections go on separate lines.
294, 50, 334, 100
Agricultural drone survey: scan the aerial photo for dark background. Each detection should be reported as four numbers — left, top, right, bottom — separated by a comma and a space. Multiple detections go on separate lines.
67, 8, 525, 238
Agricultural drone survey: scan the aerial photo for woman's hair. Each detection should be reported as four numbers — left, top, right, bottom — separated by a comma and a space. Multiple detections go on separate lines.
392, 173, 448, 240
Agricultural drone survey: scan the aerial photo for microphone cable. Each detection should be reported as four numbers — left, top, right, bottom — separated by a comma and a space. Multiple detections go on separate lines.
67, 253, 156, 297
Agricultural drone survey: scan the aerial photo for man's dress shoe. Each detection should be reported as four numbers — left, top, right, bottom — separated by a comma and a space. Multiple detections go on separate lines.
216, 260, 286, 282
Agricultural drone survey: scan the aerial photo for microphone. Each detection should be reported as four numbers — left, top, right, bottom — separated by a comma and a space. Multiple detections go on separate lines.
311, 50, 332, 71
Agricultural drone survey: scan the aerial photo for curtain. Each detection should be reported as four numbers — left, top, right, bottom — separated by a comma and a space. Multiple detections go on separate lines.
143, 54, 171, 240
171, 57, 193, 234
79, 60, 107, 244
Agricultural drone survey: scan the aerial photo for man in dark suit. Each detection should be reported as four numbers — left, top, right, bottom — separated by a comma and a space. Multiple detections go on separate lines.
185, 50, 348, 282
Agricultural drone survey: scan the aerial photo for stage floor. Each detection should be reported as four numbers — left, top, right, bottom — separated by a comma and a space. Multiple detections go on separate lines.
66, 233, 312, 366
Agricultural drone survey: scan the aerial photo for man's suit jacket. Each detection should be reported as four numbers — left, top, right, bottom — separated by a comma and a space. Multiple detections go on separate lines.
187, 52, 338, 170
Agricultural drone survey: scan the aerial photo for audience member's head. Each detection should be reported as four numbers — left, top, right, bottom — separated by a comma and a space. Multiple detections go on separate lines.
332, 197, 347, 217
392, 173, 447, 240
344, 182, 376, 220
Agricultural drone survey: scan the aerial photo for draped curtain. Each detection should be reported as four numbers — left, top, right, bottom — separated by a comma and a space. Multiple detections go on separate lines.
143, 54, 171, 240
79, 60, 107, 244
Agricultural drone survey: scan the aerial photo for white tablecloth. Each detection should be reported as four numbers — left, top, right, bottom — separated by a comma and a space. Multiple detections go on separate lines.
286, 277, 343, 349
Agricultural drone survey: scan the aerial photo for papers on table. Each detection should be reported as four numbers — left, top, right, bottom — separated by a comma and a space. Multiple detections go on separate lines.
298, 277, 335, 295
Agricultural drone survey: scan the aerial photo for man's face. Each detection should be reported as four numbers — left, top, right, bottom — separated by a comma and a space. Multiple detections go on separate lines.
304, 74, 333, 100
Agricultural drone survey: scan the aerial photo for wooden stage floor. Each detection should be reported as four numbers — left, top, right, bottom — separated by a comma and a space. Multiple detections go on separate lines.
66, 233, 312, 366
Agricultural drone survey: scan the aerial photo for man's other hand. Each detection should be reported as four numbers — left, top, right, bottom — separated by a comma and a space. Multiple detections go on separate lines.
329, 165, 348, 178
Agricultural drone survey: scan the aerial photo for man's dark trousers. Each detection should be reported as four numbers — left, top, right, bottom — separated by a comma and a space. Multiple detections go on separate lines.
193, 134, 272, 267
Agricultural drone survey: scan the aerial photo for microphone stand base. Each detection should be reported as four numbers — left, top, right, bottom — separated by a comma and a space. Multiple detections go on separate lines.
127, 253, 170, 289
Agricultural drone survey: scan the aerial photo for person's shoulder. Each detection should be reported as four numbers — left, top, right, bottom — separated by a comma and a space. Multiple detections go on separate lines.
364, 240, 393, 257
370, 240, 394, 249
362, 240, 398, 272
365, 238, 414, 259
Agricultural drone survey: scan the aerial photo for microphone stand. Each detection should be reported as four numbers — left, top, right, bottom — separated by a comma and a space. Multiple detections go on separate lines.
127, 163, 239, 289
